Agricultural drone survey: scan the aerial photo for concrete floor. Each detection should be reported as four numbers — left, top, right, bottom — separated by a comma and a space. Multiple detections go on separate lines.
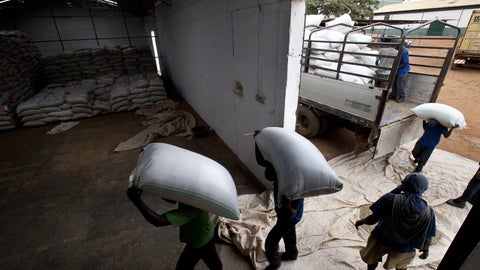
0, 99, 354, 270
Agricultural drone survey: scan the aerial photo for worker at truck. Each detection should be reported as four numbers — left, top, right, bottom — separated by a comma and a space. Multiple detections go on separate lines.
412, 119, 457, 172
375, 38, 410, 103
391, 43, 410, 103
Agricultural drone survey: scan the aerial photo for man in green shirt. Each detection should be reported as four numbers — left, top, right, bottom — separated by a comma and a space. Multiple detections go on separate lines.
127, 187, 223, 270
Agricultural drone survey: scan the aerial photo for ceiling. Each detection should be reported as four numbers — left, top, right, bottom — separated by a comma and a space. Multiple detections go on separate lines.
0, 0, 155, 16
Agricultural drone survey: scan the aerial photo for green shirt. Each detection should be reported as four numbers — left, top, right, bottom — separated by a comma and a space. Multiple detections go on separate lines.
164, 203, 214, 248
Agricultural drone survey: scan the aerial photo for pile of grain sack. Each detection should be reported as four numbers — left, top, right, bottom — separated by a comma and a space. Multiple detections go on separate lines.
15, 44, 167, 127
303, 14, 379, 85
16, 73, 166, 127
0, 31, 42, 130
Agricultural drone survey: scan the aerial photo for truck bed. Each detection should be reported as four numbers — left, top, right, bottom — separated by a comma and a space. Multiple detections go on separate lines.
380, 99, 418, 127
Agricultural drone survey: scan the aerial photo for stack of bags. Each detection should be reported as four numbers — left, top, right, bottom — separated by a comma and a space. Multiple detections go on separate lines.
109, 73, 167, 113
41, 45, 156, 84
303, 14, 380, 85
0, 31, 42, 130
16, 72, 168, 127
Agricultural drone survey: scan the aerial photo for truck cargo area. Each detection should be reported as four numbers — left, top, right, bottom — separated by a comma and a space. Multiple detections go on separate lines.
297, 20, 461, 158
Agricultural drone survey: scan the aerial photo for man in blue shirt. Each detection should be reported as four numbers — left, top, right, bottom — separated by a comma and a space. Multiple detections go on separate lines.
355, 173, 435, 270
412, 119, 456, 172
389, 44, 410, 103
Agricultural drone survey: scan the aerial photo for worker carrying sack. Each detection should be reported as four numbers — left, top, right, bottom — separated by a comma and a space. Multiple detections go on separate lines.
411, 103, 466, 130
254, 127, 343, 202
129, 143, 240, 220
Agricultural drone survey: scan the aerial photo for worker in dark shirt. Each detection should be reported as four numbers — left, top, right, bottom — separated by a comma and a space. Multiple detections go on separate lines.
447, 162, 480, 209
355, 173, 435, 270
412, 119, 456, 172
255, 142, 304, 270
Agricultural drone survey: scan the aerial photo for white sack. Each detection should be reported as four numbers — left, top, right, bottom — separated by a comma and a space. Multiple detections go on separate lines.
308, 57, 337, 70
310, 29, 345, 44
340, 43, 360, 52
325, 14, 355, 33
309, 40, 331, 51
254, 127, 343, 201
324, 52, 355, 62
339, 73, 365, 85
411, 103, 466, 130
347, 33, 373, 48
313, 68, 337, 78
341, 64, 376, 85
325, 13, 353, 26
305, 14, 324, 27
357, 48, 379, 66
304, 27, 317, 48
129, 143, 240, 220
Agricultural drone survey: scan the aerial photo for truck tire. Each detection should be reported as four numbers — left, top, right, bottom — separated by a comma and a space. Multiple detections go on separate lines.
296, 105, 320, 138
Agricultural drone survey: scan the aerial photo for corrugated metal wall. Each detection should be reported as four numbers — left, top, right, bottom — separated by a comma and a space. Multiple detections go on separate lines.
12, 8, 150, 56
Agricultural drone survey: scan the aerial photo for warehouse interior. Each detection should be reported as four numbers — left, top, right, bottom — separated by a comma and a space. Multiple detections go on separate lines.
0, 0, 305, 269
0, 0, 306, 186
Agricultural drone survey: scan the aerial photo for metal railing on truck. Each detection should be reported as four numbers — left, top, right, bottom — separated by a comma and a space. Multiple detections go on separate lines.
300, 23, 405, 134
302, 22, 405, 92
402, 20, 461, 103
298, 20, 461, 156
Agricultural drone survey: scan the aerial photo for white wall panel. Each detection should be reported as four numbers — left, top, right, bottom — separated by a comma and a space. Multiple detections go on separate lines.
155, 0, 303, 185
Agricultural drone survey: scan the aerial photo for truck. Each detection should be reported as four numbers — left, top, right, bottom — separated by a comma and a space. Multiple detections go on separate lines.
451, 10, 480, 69
297, 20, 460, 157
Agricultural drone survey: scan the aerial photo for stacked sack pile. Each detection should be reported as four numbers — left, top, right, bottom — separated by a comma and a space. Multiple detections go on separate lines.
303, 14, 379, 85
16, 46, 167, 127
16, 72, 167, 127
0, 31, 42, 130
41, 45, 156, 84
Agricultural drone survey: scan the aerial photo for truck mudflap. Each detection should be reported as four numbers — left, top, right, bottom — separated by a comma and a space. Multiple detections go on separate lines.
374, 115, 423, 158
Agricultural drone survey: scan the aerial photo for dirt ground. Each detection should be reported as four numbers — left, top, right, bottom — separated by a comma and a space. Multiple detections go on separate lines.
436, 67, 480, 161
407, 37, 480, 162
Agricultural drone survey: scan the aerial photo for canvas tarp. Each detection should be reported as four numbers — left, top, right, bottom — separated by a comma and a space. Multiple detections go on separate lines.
217, 141, 476, 269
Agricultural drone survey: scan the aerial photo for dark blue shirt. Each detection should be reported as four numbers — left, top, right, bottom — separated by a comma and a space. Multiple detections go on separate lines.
293, 198, 304, 223
397, 46, 410, 75
419, 121, 448, 148
369, 193, 436, 252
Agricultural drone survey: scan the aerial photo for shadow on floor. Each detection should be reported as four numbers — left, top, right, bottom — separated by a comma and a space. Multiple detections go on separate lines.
0, 97, 354, 269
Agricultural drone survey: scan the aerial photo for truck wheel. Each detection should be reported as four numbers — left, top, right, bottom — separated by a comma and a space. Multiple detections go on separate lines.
296, 106, 320, 138
316, 114, 329, 135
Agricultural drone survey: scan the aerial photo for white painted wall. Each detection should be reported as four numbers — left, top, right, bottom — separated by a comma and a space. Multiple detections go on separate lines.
154, 0, 305, 187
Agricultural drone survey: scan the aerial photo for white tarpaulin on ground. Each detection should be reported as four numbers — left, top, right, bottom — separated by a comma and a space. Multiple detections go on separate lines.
218, 141, 476, 269
114, 100, 196, 152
